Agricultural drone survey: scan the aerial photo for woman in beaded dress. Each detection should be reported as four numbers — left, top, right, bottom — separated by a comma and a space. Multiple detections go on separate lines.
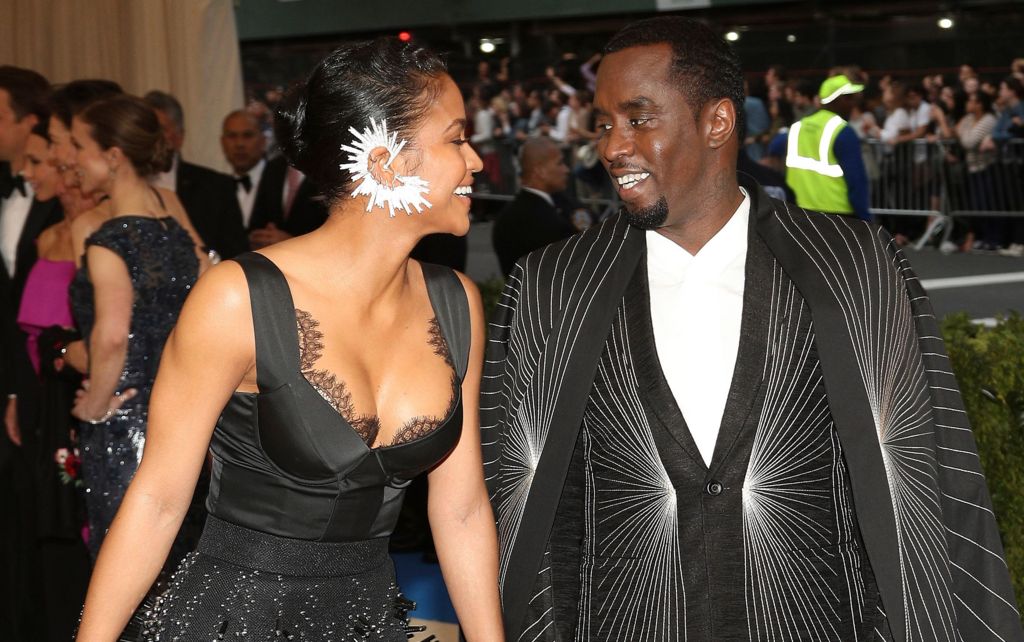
76, 40, 504, 642
66, 95, 210, 559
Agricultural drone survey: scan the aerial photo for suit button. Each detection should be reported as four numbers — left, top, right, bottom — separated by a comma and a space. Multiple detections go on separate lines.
706, 480, 724, 496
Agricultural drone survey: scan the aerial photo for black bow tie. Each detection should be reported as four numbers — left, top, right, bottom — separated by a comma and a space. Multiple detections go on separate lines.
0, 174, 26, 199
236, 174, 252, 193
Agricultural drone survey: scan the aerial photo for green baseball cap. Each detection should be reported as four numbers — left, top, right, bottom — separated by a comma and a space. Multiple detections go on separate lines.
819, 74, 865, 104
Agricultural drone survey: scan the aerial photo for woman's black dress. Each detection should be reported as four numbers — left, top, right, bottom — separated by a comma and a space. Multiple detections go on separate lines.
143, 253, 469, 641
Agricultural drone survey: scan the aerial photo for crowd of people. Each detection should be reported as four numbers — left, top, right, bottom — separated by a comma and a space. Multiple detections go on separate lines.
0, 66, 338, 640
0, 23, 1022, 641
437, 53, 1024, 258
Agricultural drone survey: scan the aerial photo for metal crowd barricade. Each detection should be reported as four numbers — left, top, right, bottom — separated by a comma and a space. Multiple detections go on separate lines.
863, 138, 1024, 250
864, 139, 950, 249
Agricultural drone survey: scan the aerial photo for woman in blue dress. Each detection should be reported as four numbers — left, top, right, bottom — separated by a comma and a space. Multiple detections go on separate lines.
76, 40, 504, 641
67, 95, 209, 559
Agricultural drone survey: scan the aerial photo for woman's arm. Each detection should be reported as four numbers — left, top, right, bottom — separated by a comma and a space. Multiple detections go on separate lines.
71, 246, 133, 423
427, 273, 504, 642
75, 262, 254, 641
70, 203, 110, 268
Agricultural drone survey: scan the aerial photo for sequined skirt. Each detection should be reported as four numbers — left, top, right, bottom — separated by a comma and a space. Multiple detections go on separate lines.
141, 516, 418, 641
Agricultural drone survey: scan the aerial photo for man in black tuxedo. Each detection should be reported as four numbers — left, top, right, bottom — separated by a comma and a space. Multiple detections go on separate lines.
0, 67, 61, 453
0, 66, 61, 641
491, 136, 576, 275
144, 91, 248, 259
220, 109, 328, 249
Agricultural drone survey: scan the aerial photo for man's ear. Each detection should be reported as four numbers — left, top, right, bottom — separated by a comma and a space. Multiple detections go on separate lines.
18, 113, 38, 131
705, 98, 737, 150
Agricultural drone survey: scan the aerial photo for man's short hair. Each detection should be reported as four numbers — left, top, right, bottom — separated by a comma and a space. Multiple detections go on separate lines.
143, 90, 184, 132
518, 136, 560, 176
222, 108, 259, 130
0, 66, 50, 122
604, 16, 745, 140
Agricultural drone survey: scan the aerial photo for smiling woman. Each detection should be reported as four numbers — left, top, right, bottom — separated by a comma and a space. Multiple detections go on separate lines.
75, 37, 503, 642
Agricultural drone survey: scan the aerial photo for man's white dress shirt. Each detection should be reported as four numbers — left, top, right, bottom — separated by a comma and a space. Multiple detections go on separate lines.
235, 158, 266, 229
646, 189, 750, 467
0, 180, 34, 277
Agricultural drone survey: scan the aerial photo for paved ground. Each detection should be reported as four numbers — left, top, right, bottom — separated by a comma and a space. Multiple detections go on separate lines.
465, 221, 1024, 321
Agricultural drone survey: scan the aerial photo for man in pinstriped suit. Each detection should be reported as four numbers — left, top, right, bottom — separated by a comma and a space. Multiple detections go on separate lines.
482, 16, 1022, 642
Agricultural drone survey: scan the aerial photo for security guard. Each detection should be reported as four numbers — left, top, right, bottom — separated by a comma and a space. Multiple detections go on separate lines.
769, 74, 870, 220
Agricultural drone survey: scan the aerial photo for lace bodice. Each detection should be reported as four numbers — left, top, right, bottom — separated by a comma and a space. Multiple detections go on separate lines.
295, 309, 460, 449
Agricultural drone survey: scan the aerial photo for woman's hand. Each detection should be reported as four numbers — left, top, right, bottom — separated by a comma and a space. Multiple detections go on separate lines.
58, 339, 89, 374
71, 380, 137, 423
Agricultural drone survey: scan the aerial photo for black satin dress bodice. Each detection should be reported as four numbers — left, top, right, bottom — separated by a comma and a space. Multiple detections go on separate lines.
206, 253, 468, 542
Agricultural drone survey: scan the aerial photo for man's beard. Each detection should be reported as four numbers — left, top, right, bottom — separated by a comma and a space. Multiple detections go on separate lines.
623, 195, 669, 230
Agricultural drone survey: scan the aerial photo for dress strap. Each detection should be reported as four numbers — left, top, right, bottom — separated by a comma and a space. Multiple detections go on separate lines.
421, 263, 471, 381
232, 252, 301, 392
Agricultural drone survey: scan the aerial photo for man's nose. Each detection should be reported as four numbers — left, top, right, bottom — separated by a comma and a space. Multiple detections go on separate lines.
600, 127, 633, 162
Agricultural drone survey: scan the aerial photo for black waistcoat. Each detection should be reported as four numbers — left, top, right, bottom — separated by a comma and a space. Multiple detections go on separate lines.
549, 229, 888, 642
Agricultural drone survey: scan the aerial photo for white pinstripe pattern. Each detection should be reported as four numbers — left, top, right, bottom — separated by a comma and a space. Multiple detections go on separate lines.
774, 204, 1018, 641
575, 304, 685, 642
743, 258, 877, 641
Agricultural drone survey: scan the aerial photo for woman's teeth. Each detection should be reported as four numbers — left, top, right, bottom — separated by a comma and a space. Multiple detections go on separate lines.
454, 185, 473, 196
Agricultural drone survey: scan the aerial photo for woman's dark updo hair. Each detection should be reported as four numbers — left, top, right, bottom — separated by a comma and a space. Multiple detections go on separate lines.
50, 79, 123, 128
79, 95, 173, 178
275, 37, 447, 204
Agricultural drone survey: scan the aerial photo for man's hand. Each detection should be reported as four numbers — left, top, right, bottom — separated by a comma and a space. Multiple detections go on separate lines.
4, 396, 20, 446
248, 222, 293, 249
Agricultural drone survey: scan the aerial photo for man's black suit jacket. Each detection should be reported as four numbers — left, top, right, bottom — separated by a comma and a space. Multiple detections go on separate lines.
248, 156, 329, 237
0, 162, 63, 458
175, 159, 248, 260
491, 190, 577, 276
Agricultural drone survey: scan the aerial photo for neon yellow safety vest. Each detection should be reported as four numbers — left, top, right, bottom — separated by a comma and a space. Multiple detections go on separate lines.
785, 109, 853, 214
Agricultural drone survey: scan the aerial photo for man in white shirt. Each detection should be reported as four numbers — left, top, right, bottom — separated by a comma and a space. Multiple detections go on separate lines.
220, 109, 268, 231
880, 84, 933, 144
0, 66, 61, 447
0, 65, 63, 640
483, 16, 1022, 642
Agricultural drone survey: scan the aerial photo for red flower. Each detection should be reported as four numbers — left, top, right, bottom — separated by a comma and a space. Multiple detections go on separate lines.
64, 452, 80, 479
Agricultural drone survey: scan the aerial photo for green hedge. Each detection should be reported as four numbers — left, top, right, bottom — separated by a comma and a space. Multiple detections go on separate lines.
942, 313, 1024, 614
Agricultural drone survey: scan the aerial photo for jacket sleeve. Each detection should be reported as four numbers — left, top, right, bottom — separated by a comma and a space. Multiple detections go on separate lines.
885, 229, 1024, 641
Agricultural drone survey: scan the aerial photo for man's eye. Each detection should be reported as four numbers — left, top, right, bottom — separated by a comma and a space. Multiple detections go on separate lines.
629, 118, 650, 127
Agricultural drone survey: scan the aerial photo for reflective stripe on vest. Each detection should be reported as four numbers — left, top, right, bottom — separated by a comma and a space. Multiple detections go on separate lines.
786, 115, 846, 178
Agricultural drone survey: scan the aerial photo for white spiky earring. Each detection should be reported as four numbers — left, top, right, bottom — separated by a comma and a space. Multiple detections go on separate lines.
339, 118, 431, 218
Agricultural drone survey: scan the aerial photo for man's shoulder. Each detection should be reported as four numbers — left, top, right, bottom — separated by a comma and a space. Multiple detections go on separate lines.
179, 159, 234, 188
514, 213, 628, 279
768, 199, 883, 250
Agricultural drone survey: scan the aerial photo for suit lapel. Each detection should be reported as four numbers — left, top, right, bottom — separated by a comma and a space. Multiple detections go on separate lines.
501, 215, 644, 639
251, 157, 286, 229
707, 222, 772, 475
627, 209, 771, 479
752, 186, 907, 642
626, 255, 706, 471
